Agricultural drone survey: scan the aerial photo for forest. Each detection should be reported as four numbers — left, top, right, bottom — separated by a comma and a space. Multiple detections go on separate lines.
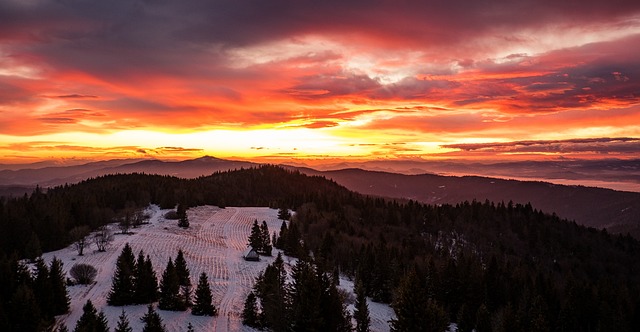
1, 165, 639, 331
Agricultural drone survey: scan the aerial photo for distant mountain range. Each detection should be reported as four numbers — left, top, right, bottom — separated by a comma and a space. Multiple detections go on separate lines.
288, 158, 640, 192
1, 156, 639, 237
0, 156, 254, 187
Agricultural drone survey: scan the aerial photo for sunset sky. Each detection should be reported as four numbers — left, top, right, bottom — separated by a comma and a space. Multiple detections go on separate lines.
1, 0, 640, 164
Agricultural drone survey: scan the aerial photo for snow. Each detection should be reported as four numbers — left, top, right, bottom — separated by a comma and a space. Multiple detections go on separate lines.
42, 205, 396, 331
339, 277, 396, 332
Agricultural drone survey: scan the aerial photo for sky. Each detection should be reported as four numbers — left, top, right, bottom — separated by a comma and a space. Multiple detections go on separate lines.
1, 0, 640, 164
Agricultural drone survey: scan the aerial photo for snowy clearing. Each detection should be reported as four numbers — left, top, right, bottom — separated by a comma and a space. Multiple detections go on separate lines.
42, 205, 394, 331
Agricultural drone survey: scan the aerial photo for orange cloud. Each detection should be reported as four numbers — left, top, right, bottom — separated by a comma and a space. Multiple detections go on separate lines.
1, 1, 640, 163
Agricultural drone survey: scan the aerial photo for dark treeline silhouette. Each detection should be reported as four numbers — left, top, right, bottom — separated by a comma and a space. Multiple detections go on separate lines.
292, 197, 640, 331
0, 166, 346, 257
0, 255, 69, 331
0, 165, 639, 331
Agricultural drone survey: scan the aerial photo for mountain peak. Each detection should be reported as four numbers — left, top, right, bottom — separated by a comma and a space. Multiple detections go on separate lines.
190, 155, 224, 163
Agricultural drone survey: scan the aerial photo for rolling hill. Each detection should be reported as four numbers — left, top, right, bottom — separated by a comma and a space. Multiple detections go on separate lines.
1, 156, 638, 236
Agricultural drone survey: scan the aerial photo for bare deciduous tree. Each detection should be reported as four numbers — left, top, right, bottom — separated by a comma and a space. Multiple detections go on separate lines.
118, 213, 132, 235
94, 225, 114, 252
132, 209, 150, 228
70, 226, 90, 256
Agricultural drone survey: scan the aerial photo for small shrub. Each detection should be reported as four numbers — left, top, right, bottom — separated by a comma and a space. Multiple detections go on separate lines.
70, 263, 98, 285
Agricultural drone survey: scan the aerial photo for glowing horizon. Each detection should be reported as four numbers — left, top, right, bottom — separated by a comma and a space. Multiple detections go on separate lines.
1, 1, 640, 164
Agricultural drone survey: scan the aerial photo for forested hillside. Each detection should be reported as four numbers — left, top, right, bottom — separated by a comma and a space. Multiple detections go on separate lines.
1, 165, 639, 331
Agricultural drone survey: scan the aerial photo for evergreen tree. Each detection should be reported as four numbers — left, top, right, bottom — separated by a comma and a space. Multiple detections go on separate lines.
141, 305, 166, 332
9, 284, 41, 332
475, 304, 491, 332
175, 249, 192, 306
248, 220, 262, 251
241, 291, 260, 328
73, 300, 109, 332
177, 204, 189, 228
318, 267, 352, 332
178, 212, 190, 228
33, 257, 53, 319
114, 309, 132, 332
108, 243, 137, 305
24, 232, 42, 261
284, 221, 302, 257
275, 220, 288, 249
290, 259, 323, 331
159, 258, 184, 311
49, 257, 71, 315
277, 207, 291, 220
260, 221, 272, 255
390, 269, 448, 332
354, 278, 371, 332
272, 232, 278, 250
192, 272, 217, 316
176, 203, 186, 218
134, 251, 158, 304
254, 253, 288, 331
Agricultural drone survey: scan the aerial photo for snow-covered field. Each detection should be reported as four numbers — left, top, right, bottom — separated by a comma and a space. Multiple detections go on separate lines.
42, 205, 395, 331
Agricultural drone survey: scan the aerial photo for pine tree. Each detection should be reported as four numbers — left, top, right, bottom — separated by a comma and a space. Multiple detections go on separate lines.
272, 232, 278, 250
33, 257, 53, 318
318, 267, 352, 332
108, 243, 137, 305
241, 291, 260, 328
249, 220, 262, 251
284, 221, 302, 257
254, 253, 288, 331
475, 303, 491, 332
192, 272, 217, 316
260, 221, 272, 256
275, 220, 288, 249
177, 204, 189, 228
9, 284, 41, 332
175, 249, 192, 307
49, 257, 70, 315
159, 258, 184, 311
290, 259, 323, 331
24, 232, 42, 261
390, 269, 448, 332
73, 300, 109, 332
277, 207, 291, 220
114, 309, 133, 332
141, 305, 166, 332
178, 212, 190, 228
134, 251, 158, 304
354, 278, 371, 332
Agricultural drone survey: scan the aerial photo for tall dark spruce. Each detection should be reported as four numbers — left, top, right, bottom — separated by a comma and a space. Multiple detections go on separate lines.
134, 250, 159, 304
159, 258, 184, 311
73, 300, 109, 332
108, 243, 137, 306
175, 249, 192, 307
192, 272, 217, 316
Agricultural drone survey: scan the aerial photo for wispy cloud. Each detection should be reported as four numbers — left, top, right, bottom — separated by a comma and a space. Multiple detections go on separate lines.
1, 0, 639, 161
443, 137, 640, 155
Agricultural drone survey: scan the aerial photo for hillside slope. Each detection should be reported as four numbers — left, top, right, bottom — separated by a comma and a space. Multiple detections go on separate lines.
296, 168, 640, 235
